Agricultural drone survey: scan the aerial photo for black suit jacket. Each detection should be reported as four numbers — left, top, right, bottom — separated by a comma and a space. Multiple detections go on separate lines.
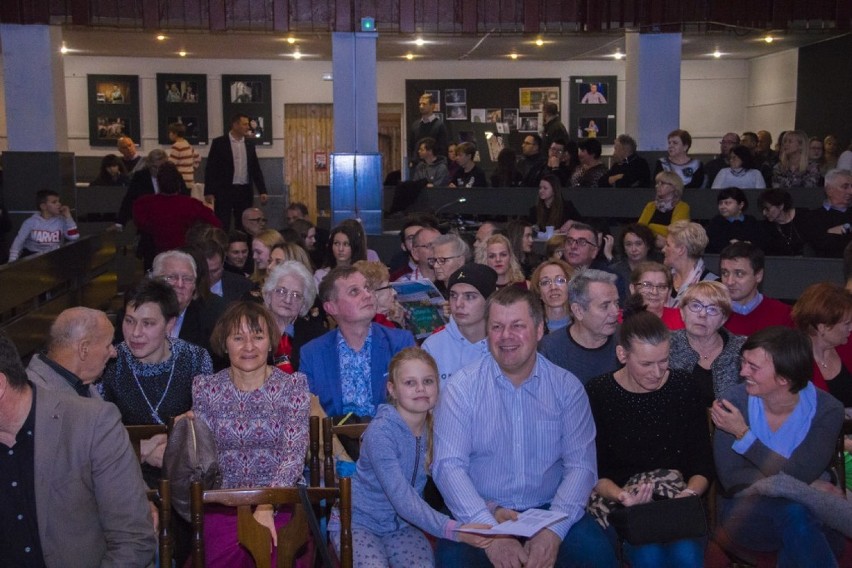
204, 134, 267, 198
117, 169, 189, 226
218, 271, 254, 305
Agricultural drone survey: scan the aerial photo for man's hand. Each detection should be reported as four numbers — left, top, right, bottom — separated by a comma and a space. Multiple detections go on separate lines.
484, 537, 527, 568
523, 528, 561, 568
608, 173, 624, 186
253, 504, 278, 547
259, 193, 269, 205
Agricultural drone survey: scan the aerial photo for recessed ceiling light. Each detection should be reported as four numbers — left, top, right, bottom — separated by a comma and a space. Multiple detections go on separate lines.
287, 36, 296, 44
156, 34, 166, 41
414, 37, 425, 47
613, 50, 625, 60
178, 50, 187, 57
405, 53, 414, 60
60, 42, 68, 54
293, 50, 302, 59
764, 35, 774, 43
535, 38, 544, 47
509, 53, 519, 60
713, 50, 722, 58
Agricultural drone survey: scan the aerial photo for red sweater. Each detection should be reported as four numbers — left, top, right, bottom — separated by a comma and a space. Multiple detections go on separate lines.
723, 296, 793, 337
133, 194, 221, 253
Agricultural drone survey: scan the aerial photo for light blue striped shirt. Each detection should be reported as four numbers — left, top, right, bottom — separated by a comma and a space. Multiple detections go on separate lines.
433, 353, 597, 539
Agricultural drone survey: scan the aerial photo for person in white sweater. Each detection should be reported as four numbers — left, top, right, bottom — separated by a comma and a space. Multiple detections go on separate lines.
712, 145, 766, 189
8, 189, 79, 261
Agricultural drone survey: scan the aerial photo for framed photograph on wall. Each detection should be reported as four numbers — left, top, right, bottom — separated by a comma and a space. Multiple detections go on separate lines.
577, 117, 609, 139
519, 116, 540, 132
519, 86, 559, 113
157, 74, 208, 145
503, 108, 519, 130
221, 74, 272, 145
578, 82, 609, 104
87, 75, 140, 146
570, 75, 617, 145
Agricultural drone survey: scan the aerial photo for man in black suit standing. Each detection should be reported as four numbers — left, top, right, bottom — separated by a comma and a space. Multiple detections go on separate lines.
204, 113, 268, 231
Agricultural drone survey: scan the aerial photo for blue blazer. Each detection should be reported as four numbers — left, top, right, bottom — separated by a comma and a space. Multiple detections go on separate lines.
300, 323, 415, 416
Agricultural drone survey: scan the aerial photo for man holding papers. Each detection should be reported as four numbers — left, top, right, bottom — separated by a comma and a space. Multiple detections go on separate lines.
433, 286, 617, 568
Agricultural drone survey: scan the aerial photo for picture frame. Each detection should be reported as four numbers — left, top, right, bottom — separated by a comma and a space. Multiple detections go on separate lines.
578, 82, 609, 104
157, 74, 208, 145
446, 104, 468, 121
87, 75, 140, 146
444, 88, 467, 105
221, 74, 273, 145
570, 75, 617, 145
577, 116, 609, 139
519, 86, 560, 113
519, 116, 540, 132
502, 108, 519, 130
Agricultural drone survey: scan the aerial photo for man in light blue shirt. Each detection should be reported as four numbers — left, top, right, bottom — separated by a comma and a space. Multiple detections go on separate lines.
433, 287, 616, 567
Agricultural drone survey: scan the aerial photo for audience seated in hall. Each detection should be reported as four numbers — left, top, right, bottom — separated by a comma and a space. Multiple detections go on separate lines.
637, 171, 690, 250
517, 133, 547, 188
397, 225, 441, 283
712, 144, 766, 189
602, 134, 650, 188
653, 129, 705, 189
705, 188, 765, 254
704, 132, 741, 187
757, 188, 809, 256
571, 138, 608, 188
803, 169, 852, 257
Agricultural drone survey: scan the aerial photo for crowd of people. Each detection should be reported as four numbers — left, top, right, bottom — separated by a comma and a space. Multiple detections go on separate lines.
2, 112, 852, 568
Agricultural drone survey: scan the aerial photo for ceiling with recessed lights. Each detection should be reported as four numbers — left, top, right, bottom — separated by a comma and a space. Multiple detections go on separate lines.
57, 28, 849, 61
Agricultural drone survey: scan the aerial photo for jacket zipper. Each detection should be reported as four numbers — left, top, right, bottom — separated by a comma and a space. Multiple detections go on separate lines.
411, 435, 421, 487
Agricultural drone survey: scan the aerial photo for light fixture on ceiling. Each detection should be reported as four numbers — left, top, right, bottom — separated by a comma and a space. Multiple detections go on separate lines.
156, 34, 166, 41
405, 53, 414, 60
60, 42, 68, 54
322, 72, 333, 81
509, 52, 519, 60
178, 50, 187, 57
287, 36, 296, 44
713, 50, 722, 58
535, 38, 544, 47
414, 37, 425, 47
613, 50, 625, 60
293, 50, 302, 59
764, 35, 774, 43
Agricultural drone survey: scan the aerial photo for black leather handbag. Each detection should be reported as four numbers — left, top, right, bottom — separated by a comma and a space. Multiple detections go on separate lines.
608, 495, 707, 545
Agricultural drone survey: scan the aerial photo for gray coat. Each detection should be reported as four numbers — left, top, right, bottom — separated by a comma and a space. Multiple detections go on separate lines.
26, 353, 102, 399
669, 327, 745, 398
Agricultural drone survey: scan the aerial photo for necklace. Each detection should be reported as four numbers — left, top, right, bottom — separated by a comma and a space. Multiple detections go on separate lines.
131, 352, 177, 425
689, 335, 723, 361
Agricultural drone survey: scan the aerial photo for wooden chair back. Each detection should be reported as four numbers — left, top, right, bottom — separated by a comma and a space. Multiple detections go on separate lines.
189, 477, 352, 568
148, 478, 174, 568
321, 416, 369, 487
125, 423, 169, 462
308, 415, 321, 487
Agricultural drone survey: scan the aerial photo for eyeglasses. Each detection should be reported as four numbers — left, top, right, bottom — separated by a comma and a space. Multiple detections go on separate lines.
427, 255, 464, 267
636, 281, 670, 293
655, 182, 674, 188
549, 148, 564, 155
161, 274, 196, 285
539, 276, 568, 288
685, 300, 723, 317
273, 287, 304, 302
373, 284, 393, 292
565, 237, 597, 248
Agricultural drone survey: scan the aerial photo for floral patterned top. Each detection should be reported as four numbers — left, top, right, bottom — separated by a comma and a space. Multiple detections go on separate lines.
338, 331, 375, 416
771, 160, 822, 189
193, 367, 310, 488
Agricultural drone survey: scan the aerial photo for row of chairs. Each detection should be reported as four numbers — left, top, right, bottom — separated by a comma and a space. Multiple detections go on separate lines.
127, 416, 365, 568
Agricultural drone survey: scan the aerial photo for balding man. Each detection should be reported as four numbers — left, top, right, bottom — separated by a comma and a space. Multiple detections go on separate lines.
804, 169, 852, 257
116, 135, 146, 174
26, 307, 116, 398
240, 207, 267, 237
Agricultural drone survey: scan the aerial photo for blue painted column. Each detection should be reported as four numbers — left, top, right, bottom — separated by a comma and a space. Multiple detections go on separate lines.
330, 32, 382, 234
624, 32, 681, 151
1, 24, 68, 151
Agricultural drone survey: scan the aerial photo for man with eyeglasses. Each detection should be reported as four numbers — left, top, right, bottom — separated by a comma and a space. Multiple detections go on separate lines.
563, 223, 627, 301
148, 250, 225, 361
240, 207, 267, 237
704, 132, 741, 187
301, 266, 415, 458
518, 133, 547, 188
389, 214, 440, 282
423, 263, 497, 383
719, 242, 792, 336
538, 269, 620, 385
398, 226, 441, 283
428, 234, 471, 296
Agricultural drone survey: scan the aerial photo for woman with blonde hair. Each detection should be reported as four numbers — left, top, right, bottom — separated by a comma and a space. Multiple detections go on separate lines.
638, 171, 690, 249
475, 233, 526, 289
530, 259, 573, 333
250, 229, 285, 285
662, 220, 716, 307
772, 130, 821, 188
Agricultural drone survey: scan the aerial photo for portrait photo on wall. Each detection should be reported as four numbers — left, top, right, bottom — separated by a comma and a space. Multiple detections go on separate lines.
503, 108, 519, 130
444, 88, 467, 104
447, 104, 468, 121
577, 117, 608, 139
470, 108, 487, 123
157, 73, 208, 145
424, 89, 441, 111
519, 86, 559, 113
88, 74, 139, 146
221, 75, 272, 144
579, 82, 609, 104
486, 108, 502, 123
95, 81, 131, 104
96, 116, 132, 140
230, 80, 264, 103
519, 116, 540, 132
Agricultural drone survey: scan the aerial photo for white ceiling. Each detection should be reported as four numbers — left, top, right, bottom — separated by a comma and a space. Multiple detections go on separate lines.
58, 27, 849, 62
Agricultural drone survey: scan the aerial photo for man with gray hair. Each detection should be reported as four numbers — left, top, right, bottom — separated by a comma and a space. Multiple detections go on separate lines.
604, 133, 650, 188
428, 233, 471, 291
804, 168, 852, 257
26, 307, 116, 398
538, 268, 620, 385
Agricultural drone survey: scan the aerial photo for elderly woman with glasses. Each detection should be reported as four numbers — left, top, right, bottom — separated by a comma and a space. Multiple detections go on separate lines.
530, 259, 574, 333
262, 261, 326, 373
669, 281, 746, 406
638, 171, 691, 250
628, 261, 683, 330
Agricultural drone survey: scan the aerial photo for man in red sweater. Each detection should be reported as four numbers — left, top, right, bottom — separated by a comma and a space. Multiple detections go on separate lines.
720, 242, 792, 336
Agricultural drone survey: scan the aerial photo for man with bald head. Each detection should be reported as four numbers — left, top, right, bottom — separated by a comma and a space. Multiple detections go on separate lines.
25, 307, 116, 398
116, 135, 146, 174
240, 207, 267, 237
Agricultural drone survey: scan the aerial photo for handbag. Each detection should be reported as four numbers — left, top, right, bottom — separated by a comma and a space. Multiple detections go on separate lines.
162, 416, 222, 522
608, 495, 707, 545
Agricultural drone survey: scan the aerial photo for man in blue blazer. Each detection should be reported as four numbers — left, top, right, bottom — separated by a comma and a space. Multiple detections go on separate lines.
301, 266, 415, 422
204, 113, 268, 231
